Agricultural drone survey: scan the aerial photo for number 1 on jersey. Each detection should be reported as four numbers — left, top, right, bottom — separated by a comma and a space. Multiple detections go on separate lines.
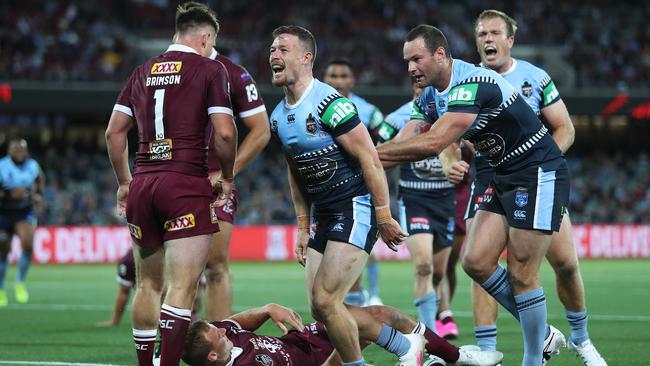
154, 89, 165, 140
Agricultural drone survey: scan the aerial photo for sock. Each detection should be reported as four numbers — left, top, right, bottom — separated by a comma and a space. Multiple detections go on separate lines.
481, 265, 520, 320
0, 257, 8, 289
344, 291, 366, 307
412, 321, 460, 363
341, 359, 365, 366
415, 291, 438, 331
474, 325, 497, 351
375, 324, 411, 357
516, 288, 547, 366
367, 261, 380, 298
566, 309, 589, 345
159, 304, 192, 366
439, 310, 454, 324
17, 251, 32, 282
133, 328, 157, 366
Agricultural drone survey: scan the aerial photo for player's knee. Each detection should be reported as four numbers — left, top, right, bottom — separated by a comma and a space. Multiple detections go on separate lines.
415, 262, 433, 278
310, 291, 336, 321
462, 253, 486, 279
432, 269, 445, 286
551, 258, 579, 281
205, 263, 230, 283
507, 269, 537, 291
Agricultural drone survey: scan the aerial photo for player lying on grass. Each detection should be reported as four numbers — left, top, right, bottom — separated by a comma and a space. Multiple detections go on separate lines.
181, 303, 503, 366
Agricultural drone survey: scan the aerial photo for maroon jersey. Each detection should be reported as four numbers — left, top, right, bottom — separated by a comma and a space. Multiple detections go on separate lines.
213, 320, 334, 366
114, 44, 233, 177
207, 52, 266, 172
116, 249, 135, 287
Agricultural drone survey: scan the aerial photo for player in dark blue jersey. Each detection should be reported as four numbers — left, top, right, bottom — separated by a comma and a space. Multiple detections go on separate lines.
377, 25, 568, 366
0, 139, 44, 306
268, 25, 420, 366
457, 10, 605, 366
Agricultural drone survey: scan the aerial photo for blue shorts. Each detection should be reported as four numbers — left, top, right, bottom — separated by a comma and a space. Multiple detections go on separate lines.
309, 194, 379, 254
0, 209, 36, 239
479, 159, 569, 233
463, 179, 491, 221
398, 188, 455, 247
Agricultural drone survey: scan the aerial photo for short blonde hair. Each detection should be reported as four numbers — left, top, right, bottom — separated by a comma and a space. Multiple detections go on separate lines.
476, 9, 518, 37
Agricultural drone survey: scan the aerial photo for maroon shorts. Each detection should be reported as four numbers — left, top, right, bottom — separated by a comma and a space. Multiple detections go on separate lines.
281, 322, 334, 364
454, 181, 471, 234
213, 187, 239, 224
126, 172, 220, 248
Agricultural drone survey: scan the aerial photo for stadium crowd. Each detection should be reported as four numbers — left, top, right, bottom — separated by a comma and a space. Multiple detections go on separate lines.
2, 0, 648, 88
0, 139, 645, 225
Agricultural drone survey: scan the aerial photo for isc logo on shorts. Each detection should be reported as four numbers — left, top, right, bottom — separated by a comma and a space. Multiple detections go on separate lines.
164, 213, 195, 232
150, 61, 182, 75
128, 223, 142, 239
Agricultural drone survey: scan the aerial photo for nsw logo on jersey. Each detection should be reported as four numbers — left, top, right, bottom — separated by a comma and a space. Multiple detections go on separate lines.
151, 61, 182, 75
521, 81, 533, 97
305, 113, 318, 134
448, 83, 478, 106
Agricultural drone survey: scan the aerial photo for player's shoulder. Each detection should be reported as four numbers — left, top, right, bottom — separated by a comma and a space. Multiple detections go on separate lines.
313, 79, 342, 100
513, 58, 550, 79
214, 55, 247, 76
456, 60, 500, 84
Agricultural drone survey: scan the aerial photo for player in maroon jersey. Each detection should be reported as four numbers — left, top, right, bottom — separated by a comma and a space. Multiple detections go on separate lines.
204, 47, 270, 321
105, 3, 236, 366
181, 303, 503, 366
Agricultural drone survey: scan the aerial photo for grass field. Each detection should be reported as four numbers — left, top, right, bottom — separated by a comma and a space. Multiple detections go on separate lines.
0, 259, 649, 365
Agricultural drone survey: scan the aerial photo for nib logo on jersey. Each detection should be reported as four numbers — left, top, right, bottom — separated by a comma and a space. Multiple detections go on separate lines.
164, 213, 196, 232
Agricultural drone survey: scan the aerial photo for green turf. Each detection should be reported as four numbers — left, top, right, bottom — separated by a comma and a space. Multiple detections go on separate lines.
0, 260, 648, 365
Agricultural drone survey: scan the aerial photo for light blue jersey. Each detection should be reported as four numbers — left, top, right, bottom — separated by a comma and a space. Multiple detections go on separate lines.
270, 79, 368, 206
472, 58, 564, 184
0, 156, 41, 211
412, 59, 562, 175
377, 101, 412, 142
349, 93, 384, 130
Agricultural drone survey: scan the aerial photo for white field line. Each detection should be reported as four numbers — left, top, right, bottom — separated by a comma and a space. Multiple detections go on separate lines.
4, 303, 649, 322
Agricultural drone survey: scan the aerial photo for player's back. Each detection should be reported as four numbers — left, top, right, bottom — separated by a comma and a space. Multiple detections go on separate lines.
0, 156, 40, 211
115, 45, 231, 177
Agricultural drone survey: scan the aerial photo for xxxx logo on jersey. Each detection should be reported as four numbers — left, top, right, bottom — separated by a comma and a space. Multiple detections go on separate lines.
151, 62, 182, 75
164, 213, 195, 232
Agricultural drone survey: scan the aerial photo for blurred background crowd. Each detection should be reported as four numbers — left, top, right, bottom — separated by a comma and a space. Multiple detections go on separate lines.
1, 0, 648, 225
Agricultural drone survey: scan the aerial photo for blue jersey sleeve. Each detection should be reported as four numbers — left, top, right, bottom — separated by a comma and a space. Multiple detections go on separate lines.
447, 81, 502, 114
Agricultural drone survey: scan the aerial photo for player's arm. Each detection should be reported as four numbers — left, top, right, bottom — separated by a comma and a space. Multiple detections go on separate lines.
541, 99, 574, 153
105, 109, 134, 216
439, 142, 469, 184
335, 124, 407, 248
209, 112, 237, 206
229, 303, 303, 334
234, 111, 270, 175
376, 111, 475, 163
379, 119, 431, 168
285, 157, 310, 266
96, 284, 131, 327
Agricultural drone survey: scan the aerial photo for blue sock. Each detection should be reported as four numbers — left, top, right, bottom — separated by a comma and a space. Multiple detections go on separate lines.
341, 359, 365, 366
474, 325, 497, 351
481, 265, 520, 321
566, 309, 589, 345
0, 257, 8, 289
516, 287, 547, 366
17, 251, 32, 283
415, 291, 438, 331
376, 324, 411, 357
367, 261, 380, 298
344, 291, 366, 307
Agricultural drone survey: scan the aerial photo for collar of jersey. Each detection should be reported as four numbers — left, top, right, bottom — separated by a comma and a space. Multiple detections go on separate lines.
499, 58, 518, 76
209, 48, 219, 60
165, 44, 199, 55
285, 78, 316, 110
225, 347, 243, 366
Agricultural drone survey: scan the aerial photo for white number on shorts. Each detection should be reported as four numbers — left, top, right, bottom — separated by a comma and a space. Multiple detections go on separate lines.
153, 89, 165, 140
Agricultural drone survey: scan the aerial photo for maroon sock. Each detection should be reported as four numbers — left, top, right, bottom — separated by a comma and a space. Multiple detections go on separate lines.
159, 304, 192, 366
441, 315, 455, 325
421, 324, 460, 362
133, 328, 157, 366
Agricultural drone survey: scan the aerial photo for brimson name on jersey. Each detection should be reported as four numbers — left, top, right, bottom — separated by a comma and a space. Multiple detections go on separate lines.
270, 79, 367, 206
413, 59, 562, 174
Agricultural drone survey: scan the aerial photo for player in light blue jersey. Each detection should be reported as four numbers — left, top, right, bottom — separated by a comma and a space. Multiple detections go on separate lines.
378, 25, 570, 366
452, 10, 604, 366
0, 139, 44, 306
323, 58, 387, 307
268, 26, 425, 366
